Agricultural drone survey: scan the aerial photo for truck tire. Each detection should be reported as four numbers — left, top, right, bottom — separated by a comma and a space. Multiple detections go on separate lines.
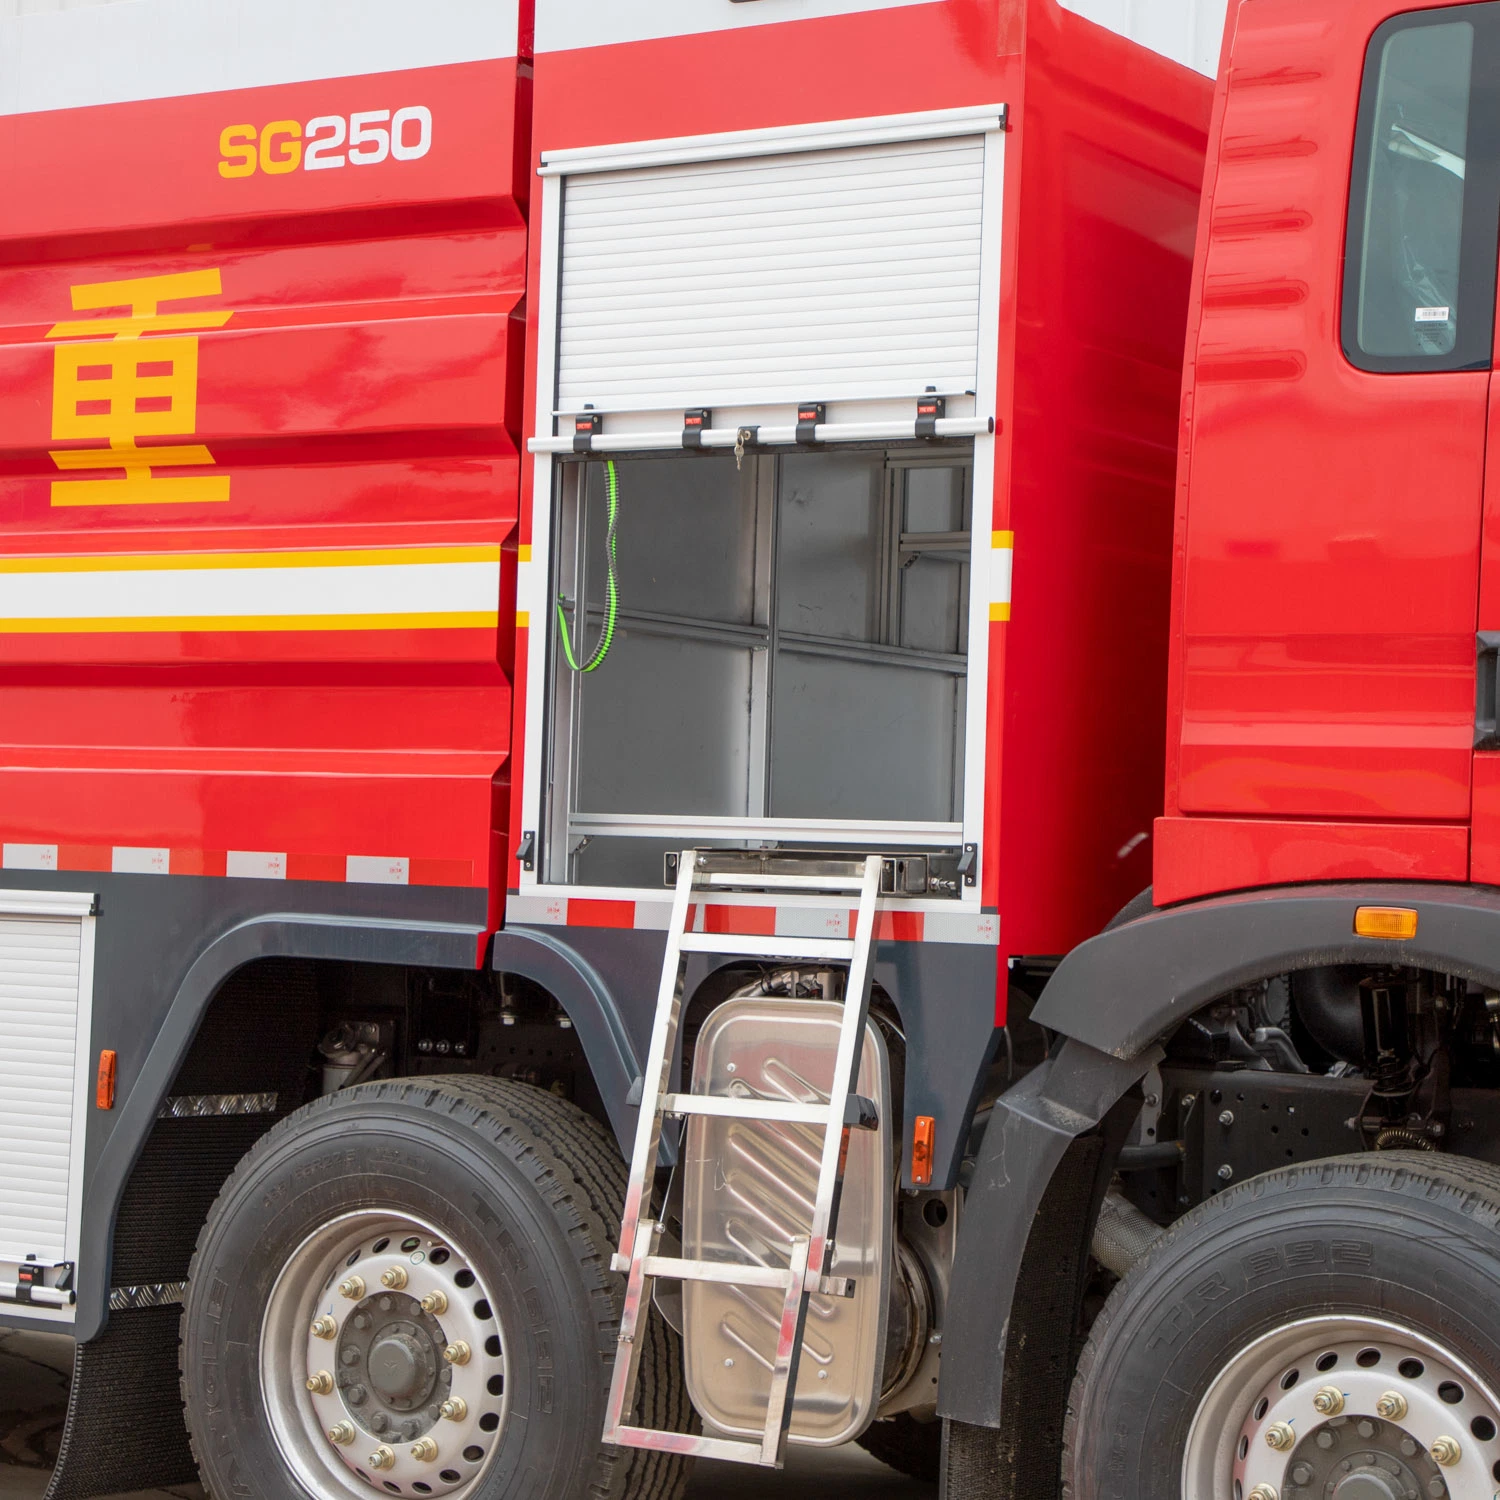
180, 1075, 691, 1500
856, 1412, 941, 1480
1061, 1153, 1500, 1499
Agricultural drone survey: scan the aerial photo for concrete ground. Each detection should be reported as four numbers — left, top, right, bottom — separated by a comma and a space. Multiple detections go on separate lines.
0, 1331, 931, 1500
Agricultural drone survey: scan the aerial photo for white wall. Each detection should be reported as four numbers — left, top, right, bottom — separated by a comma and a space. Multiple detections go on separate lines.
0, 0, 519, 115
1059, 0, 1230, 77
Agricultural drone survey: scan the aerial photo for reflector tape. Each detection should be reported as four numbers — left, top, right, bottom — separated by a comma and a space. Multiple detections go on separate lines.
0, 546, 501, 633
990, 529, 1013, 622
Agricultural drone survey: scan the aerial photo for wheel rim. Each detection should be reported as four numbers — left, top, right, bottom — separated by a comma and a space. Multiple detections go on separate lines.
1183, 1316, 1500, 1500
261, 1211, 509, 1499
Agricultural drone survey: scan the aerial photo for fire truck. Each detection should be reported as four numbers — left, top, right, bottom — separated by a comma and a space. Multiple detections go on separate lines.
5, 0, 1500, 1497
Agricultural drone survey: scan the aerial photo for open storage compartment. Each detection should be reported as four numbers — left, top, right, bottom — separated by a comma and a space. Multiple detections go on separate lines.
544, 446, 973, 889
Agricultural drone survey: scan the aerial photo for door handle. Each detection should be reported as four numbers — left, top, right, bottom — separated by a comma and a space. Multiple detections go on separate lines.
1476, 632, 1500, 748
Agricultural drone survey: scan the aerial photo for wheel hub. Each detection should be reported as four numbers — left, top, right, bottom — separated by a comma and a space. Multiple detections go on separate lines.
1182, 1317, 1500, 1500
262, 1214, 509, 1499
338, 1295, 450, 1431
1284, 1415, 1445, 1499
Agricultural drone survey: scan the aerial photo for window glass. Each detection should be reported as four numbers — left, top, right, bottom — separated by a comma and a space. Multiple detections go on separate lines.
1344, 6, 1500, 372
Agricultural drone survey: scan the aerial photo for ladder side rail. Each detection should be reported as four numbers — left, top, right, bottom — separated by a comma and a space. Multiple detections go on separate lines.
802, 854, 883, 1289
759, 1234, 815, 1464
602, 1214, 657, 1444
613, 848, 699, 1263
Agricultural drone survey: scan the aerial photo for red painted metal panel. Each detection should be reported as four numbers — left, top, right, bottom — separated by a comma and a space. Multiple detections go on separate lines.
1168, 0, 1484, 835
0, 50, 528, 907
1155, 814, 1470, 907
516, 0, 1213, 969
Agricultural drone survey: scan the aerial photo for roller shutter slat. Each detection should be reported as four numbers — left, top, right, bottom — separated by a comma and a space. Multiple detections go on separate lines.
0, 914, 83, 1264
557, 133, 987, 413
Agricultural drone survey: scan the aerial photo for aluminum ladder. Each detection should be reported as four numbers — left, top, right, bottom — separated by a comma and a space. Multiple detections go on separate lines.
602, 849, 884, 1466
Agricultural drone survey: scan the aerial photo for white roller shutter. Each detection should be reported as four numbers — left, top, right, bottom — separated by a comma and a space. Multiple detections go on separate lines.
0, 895, 93, 1269
556, 132, 988, 414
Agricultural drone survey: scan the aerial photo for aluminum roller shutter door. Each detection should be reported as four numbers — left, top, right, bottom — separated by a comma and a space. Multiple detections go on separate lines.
0, 915, 84, 1264
556, 133, 986, 413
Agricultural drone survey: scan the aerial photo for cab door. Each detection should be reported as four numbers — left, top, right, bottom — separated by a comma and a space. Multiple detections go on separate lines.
1175, 2, 1499, 855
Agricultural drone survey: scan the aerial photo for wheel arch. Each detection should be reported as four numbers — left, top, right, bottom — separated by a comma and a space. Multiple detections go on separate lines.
939, 880, 1500, 1476
78, 912, 485, 1344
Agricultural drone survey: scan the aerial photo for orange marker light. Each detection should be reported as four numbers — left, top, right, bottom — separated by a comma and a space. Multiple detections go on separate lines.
96, 1049, 117, 1110
911, 1115, 936, 1186
1354, 906, 1419, 941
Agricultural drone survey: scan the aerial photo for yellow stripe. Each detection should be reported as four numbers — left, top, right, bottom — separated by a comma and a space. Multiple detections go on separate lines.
989, 602, 1011, 622
516, 610, 531, 628
0, 545, 501, 575
0, 612, 499, 634
992, 529, 1014, 550
517, 544, 532, 563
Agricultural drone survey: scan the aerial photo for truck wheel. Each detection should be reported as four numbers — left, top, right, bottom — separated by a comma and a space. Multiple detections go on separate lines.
1061, 1154, 1500, 1500
856, 1412, 941, 1480
181, 1076, 690, 1500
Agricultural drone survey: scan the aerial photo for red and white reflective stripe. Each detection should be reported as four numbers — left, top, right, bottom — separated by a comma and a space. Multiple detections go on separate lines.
0, 842, 475, 887
504, 892, 1000, 946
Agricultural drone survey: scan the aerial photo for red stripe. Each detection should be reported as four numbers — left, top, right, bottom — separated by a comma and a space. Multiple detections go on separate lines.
850, 909, 925, 943
57, 843, 109, 872
705, 905, 777, 936
568, 898, 635, 930
411, 858, 474, 887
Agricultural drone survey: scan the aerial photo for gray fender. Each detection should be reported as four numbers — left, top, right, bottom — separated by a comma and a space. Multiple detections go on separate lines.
78, 912, 485, 1344
491, 925, 642, 1147
938, 880, 1500, 1436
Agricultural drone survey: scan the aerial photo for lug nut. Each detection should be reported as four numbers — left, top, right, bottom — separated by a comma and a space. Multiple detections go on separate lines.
1375, 1390, 1408, 1420
1312, 1385, 1345, 1416
440, 1397, 468, 1422
305, 1370, 334, 1395
420, 1289, 449, 1316
1431, 1435, 1461, 1467
369, 1445, 396, 1470
410, 1437, 439, 1462
328, 1421, 356, 1446
1265, 1421, 1295, 1451
1248, 1486, 1279, 1500
339, 1275, 366, 1300
380, 1266, 409, 1290
443, 1340, 472, 1366
311, 1315, 338, 1340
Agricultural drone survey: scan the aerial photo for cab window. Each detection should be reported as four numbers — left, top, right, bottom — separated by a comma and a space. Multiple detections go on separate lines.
1344, 5, 1500, 372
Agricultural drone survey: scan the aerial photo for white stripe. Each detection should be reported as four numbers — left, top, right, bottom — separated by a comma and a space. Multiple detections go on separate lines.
504, 893, 569, 926
346, 856, 408, 886
992, 543, 1013, 606
226, 851, 286, 880
0, 560, 499, 623
536, 0, 940, 54
922, 909, 1000, 946
0, 0, 519, 118
774, 906, 850, 941
112, 846, 168, 875
3, 845, 57, 872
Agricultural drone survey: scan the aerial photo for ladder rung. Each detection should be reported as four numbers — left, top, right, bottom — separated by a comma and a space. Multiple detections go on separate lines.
678, 931, 856, 961
660, 1093, 832, 1125
696, 871, 867, 892
641, 1254, 796, 1290
608, 1426, 774, 1465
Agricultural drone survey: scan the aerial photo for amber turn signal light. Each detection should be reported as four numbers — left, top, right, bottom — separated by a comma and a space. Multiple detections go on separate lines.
96, 1049, 117, 1110
911, 1115, 936, 1186
1354, 906, 1418, 941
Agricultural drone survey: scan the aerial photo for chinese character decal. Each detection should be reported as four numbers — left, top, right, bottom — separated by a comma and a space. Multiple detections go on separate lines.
46, 269, 233, 507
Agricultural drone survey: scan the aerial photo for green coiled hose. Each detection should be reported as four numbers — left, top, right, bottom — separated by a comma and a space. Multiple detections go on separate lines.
556, 458, 619, 672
